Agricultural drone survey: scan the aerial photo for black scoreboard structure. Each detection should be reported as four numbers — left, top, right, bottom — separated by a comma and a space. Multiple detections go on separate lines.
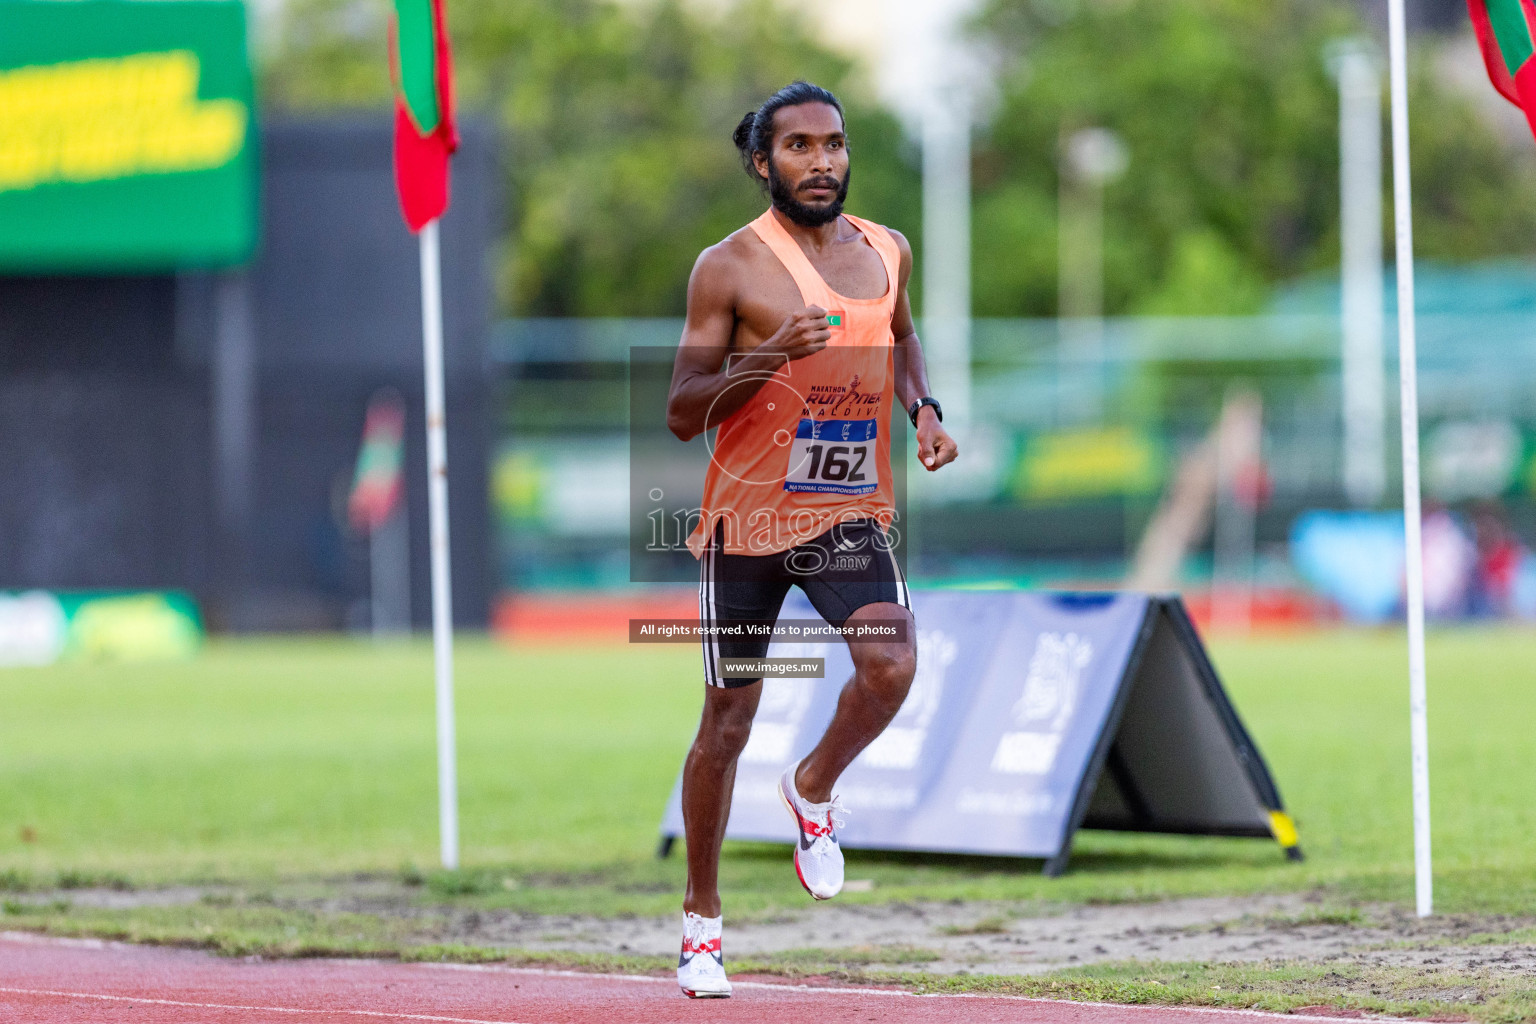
0, 118, 499, 630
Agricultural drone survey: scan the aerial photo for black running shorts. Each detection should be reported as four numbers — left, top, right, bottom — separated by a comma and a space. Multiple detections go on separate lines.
698, 518, 910, 688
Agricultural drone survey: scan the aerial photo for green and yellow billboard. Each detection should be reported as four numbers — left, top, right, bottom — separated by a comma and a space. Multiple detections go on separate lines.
0, 0, 255, 269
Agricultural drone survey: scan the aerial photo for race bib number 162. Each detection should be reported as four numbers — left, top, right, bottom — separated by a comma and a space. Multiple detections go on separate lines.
784, 418, 878, 495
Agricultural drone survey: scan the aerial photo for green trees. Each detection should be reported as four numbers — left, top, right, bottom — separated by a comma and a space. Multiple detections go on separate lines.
971, 0, 1536, 315
263, 0, 1536, 317
262, 0, 919, 316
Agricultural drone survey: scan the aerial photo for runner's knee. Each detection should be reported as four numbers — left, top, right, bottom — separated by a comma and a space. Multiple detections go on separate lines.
696, 702, 757, 764
856, 644, 915, 710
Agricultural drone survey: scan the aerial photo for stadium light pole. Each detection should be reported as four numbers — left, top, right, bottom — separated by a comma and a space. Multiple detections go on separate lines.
1386, 0, 1432, 917
1332, 42, 1387, 509
1057, 127, 1127, 424
921, 85, 973, 428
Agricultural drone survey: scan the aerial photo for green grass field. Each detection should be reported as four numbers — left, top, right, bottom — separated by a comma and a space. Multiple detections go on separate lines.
2, 627, 1534, 915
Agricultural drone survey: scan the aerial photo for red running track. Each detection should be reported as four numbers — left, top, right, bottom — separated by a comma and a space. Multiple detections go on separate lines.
0, 932, 1373, 1023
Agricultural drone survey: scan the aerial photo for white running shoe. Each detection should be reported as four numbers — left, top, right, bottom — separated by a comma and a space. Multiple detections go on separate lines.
676, 912, 731, 998
778, 760, 847, 900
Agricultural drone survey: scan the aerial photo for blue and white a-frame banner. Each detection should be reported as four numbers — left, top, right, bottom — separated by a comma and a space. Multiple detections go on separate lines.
658, 590, 1301, 875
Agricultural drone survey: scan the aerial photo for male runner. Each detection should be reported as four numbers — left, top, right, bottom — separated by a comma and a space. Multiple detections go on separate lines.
665, 81, 957, 998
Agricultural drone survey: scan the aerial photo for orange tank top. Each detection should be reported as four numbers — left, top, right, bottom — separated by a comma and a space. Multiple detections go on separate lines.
687, 209, 901, 558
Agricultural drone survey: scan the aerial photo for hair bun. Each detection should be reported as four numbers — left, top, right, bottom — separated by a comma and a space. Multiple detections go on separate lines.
732, 111, 756, 152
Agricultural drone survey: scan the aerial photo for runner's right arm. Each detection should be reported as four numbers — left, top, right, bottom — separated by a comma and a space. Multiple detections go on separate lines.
667, 247, 830, 442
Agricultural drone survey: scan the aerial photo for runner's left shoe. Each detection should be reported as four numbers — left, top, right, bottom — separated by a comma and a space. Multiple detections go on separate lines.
778, 760, 847, 900
676, 912, 731, 998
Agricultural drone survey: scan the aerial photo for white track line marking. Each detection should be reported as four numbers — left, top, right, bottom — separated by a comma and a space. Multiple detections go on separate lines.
0, 934, 1404, 1023
419, 961, 909, 996
0, 986, 527, 1024
0, 931, 111, 949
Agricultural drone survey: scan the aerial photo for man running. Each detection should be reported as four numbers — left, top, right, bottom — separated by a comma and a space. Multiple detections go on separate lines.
666, 81, 958, 998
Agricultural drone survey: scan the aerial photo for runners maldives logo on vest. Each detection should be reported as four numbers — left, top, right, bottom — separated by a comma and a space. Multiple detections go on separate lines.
826, 311, 845, 328
806, 376, 880, 419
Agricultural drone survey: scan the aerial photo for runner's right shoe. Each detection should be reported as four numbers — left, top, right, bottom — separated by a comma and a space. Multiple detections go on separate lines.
676, 912, 731, 998
779, 760, 847, 900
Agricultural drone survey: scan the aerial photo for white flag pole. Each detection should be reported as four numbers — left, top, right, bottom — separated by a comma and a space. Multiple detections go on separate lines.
1385, 0, 1431, 917
419, 217, 460, 871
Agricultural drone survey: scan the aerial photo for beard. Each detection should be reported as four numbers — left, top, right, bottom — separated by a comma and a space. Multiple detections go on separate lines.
767, 157, 850, 227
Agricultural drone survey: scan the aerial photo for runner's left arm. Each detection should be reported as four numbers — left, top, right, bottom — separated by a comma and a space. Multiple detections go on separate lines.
888, 229, 958, 471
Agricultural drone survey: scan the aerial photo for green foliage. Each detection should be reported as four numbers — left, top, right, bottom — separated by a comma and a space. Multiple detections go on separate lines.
262, 0, 1536, 318
1132, 230, 1269, 316
972, 0, 1536, 315
261, 0, 920, 316
1406, 62, 1536, 262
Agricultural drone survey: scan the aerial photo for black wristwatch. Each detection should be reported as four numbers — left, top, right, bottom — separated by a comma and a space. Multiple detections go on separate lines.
908, 397, 942, 428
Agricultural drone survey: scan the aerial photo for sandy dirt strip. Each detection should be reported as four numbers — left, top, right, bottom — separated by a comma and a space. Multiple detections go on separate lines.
39, 884, 1535, 978
401, 894, 1536, 977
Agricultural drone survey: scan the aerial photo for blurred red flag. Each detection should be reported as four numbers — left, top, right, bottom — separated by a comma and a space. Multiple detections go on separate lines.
390, 0, 458, 231
1468, 0, 1536, 144
349, 390, 406, 534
